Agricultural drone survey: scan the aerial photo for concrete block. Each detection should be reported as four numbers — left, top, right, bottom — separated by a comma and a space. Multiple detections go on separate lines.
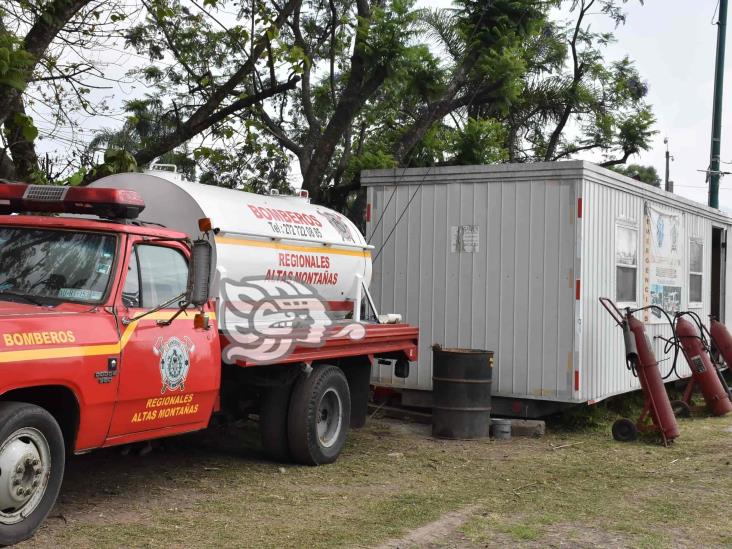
510, 419, 545, 438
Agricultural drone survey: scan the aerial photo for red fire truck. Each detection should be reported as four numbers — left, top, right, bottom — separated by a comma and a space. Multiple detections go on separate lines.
0, 169, 417, 545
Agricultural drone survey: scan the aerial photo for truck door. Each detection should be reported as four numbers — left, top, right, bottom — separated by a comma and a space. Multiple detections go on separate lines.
107, 239, 219, 439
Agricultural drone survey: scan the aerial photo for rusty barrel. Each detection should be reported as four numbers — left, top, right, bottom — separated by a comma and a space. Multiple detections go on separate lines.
432, 347, 494, 439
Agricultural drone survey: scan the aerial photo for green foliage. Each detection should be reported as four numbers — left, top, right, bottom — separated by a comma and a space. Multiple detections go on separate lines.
451, 118, 508, 165
610, 163, 661, 186
0, 30, 34, 90
359, 0, 417, 69
0, 32, 33, 90
196, 143, 292, 194
93, 149, 138, 179
11, 111, 37, 141
343, 150, 396, 184
482, 2, 656, 165
86, 96, 199, 181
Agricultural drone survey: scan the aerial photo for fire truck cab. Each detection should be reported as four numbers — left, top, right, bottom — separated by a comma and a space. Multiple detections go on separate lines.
0, 172, 417, 545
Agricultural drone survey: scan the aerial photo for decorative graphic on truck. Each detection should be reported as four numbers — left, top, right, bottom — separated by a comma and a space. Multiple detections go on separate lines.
316, 210, 355, 243
221, 278, 365, 364
154, 336, 195, 394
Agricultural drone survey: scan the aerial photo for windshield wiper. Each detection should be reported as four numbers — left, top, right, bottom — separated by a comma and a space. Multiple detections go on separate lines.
0, 291, 48, 307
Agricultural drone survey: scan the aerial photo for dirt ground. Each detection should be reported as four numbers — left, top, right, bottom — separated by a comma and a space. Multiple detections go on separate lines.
18, 410, 732, 549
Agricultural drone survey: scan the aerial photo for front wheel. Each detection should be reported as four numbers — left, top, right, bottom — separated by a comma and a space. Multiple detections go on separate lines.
0, 402, 65, 546
288, 365, 351, 465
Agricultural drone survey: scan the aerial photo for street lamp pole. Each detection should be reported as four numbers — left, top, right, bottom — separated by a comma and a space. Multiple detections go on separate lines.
664, 137, 673, 193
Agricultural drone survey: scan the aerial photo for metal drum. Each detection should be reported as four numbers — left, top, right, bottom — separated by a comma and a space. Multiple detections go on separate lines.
432, 347, 494, 439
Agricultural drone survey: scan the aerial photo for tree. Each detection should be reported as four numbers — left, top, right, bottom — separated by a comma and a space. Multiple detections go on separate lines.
0, 0, 153, 182
1, 0, 301, 185
77, 0, 301, 185
259, 0, 549, 211
1, 0, 94, 181
253, 0, 420, 203
500, 0, 656, 165
610, 163, 660, 186
389, 0, 547, 165
3, 0, 657, 216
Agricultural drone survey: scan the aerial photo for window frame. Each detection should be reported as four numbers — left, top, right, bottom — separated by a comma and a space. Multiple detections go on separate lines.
615, 221, 639, 306
120, 242, 190, 310
688, 237, 704, 308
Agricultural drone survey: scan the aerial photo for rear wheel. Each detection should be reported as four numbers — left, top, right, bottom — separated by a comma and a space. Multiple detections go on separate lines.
287, 365, 350, 465
611, 418, 638, 442
260, 385, 293, 463
0, 402, 65, 546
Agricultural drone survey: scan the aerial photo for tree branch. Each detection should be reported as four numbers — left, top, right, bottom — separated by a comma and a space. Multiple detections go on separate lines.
543, 0, 594, 161
600, 149, 633, 168
0, 0, 93, 126
257, 107, 304, 157
134, 78, 300, 166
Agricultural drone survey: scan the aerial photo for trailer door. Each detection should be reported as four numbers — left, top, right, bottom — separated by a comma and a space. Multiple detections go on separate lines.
711, 227, 726, 322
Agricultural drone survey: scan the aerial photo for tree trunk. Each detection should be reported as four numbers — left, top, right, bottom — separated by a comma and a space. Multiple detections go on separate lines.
4, 97, 39, 181
299, 0, 388, 201
0, 151, 17, 181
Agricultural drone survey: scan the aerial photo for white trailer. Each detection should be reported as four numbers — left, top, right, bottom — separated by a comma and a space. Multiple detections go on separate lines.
363, 161, 732, 416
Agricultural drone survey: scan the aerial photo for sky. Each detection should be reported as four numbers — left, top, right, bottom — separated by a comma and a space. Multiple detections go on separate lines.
31, 1, 732, 209
581, 0, 730, 209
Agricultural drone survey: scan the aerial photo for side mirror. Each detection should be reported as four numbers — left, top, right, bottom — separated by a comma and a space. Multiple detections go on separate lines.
187, 239, 212, 307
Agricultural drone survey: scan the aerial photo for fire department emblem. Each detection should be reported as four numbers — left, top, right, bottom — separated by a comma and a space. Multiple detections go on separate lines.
317, 210, 355, 243
153, 336, 195, 394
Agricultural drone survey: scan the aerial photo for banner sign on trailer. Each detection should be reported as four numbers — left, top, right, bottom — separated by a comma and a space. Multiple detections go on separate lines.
643, 203, 683, 323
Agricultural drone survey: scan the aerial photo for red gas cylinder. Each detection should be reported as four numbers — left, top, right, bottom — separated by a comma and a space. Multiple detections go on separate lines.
710, 318, 732, 368
676, 317, 732, 416
627, 315, 680, 442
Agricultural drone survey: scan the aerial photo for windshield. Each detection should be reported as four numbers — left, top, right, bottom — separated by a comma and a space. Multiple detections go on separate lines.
0, 227, 116, 305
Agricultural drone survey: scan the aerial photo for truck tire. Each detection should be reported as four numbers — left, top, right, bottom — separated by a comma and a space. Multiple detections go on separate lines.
287, 365, 351, 465
611, 418, 638, 442
0, 402, 65, 546
260, 385, 293, 462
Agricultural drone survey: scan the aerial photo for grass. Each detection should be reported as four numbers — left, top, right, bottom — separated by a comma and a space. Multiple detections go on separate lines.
20, 406, 732, 549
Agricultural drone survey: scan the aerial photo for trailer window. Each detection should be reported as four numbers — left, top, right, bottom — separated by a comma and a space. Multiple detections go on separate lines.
616, 225, 638, 303
689, 238, 703, 305
122, 245, 188, 308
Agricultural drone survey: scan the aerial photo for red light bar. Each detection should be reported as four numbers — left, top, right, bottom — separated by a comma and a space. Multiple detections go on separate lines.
0, 183, 145, 219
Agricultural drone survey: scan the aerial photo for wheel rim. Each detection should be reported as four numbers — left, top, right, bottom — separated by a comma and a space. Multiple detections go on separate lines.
0, 427, 51, 525
316, 388, 343, 448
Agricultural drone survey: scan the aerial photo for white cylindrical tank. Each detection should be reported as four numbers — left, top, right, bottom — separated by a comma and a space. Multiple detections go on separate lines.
92, 171, 372, 313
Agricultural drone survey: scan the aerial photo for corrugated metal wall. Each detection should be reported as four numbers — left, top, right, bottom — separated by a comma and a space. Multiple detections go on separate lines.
364, 162, 732, 405
365, 165, 577, 401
